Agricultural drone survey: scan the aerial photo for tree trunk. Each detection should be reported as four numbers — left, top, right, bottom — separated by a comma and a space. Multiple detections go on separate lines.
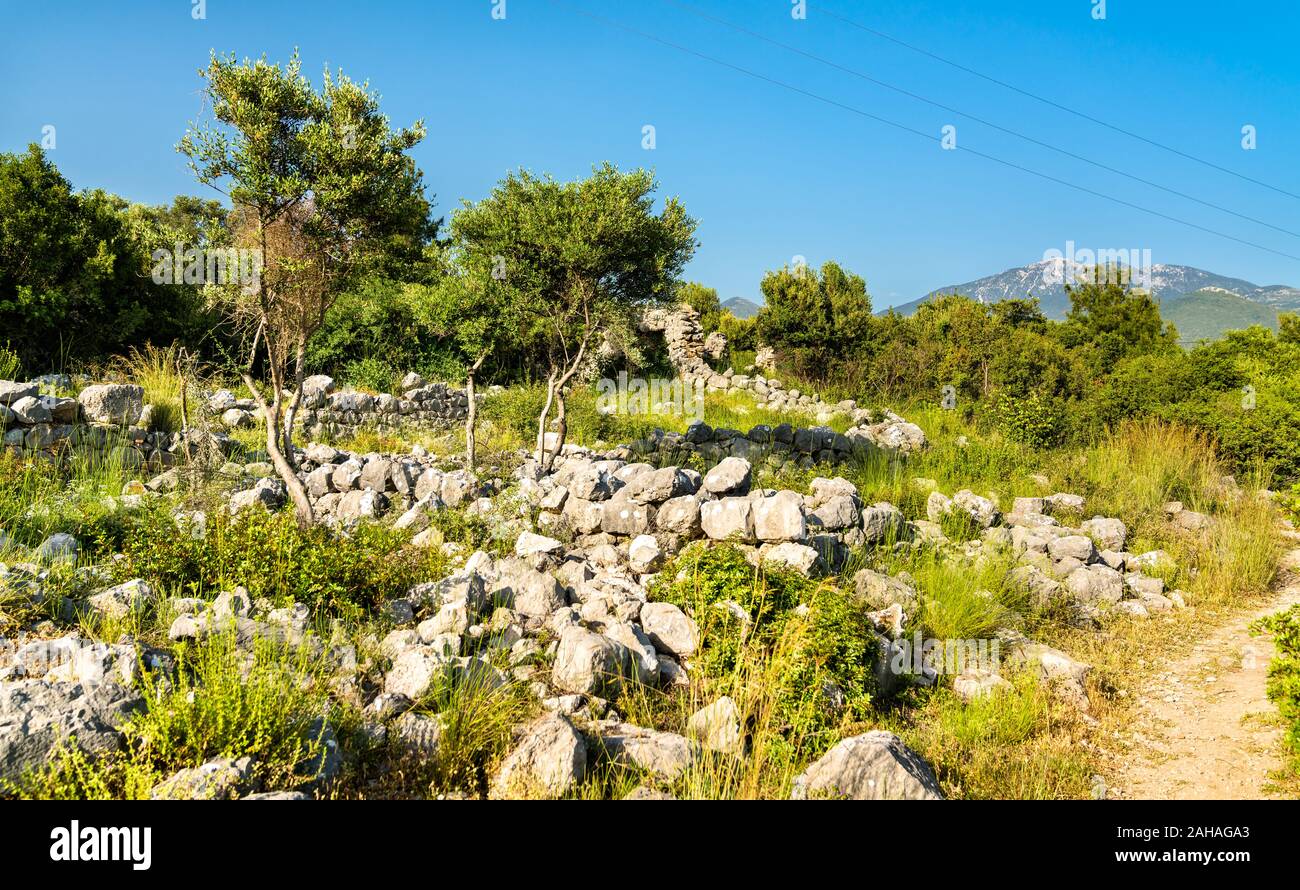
535, 367, 559, 467
540, 336, 589, 473
465, 353, 486, 471
243, 371, 314, 528
548, 387, 569, 474
282, 342, 306, 467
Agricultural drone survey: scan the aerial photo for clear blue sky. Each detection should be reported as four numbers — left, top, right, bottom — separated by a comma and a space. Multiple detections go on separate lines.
2, 0, 1297, 308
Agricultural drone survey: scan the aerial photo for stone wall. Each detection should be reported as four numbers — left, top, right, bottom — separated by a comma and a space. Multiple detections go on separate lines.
0, 379, 184, 468
638, 304, 927, 450
210, 373, 471, 440
606, 416, 924, 471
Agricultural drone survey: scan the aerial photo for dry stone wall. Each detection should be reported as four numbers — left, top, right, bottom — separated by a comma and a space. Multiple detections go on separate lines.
209, 372, 471, 440
638, 304, 927, 452
0, 378, 189, 468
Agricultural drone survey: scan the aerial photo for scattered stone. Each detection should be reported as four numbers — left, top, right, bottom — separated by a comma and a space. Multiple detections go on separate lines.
687, 696, 743, 755
791, 731, 943, 800
491, 714, 587, 799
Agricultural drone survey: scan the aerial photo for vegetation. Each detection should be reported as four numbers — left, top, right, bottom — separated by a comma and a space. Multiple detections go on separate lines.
2, 48, 1297, 804
179, 50, 436, 525
446, 163, 697, 470
1257, 605, 1300, 779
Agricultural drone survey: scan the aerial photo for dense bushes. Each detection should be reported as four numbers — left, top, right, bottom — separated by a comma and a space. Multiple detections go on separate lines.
111, 504, 449, 620
1257, 605, 1300, 778
0, 146, 222, 368
650, 544, 878, 754
745, 255, 1300, 484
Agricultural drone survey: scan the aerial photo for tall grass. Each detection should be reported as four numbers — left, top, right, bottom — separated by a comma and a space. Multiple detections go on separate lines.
0, 438, 142, 557
889, 675, 1095, 799
107, 342, 194, 433
4, 634, 335, 800
0, 342, 20, 381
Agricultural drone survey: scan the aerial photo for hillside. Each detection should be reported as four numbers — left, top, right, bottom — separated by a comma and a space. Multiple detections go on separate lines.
1162, 288, 1279, 346
721, 296, 761, 319
892, 259, 1299, 343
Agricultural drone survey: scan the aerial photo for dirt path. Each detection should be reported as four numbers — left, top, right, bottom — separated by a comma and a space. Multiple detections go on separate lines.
1115, 545, 1300, 800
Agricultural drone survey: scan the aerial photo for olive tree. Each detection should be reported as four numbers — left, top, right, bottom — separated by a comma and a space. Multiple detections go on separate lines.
450, 164, 696, 470
179, 51, 435, 525
422, 247, 522, 471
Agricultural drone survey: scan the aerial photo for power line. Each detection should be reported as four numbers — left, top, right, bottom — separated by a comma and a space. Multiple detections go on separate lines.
659, 0, 1300, 240
548, 0, 1300, 264
811, 0, 1300, 202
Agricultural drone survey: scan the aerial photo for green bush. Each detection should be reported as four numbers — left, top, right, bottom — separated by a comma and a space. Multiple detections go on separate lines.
342, 355, 400, 394
650, 544, 878, 754
1257, 605, 1300, 777
111, 503, 447, 621
990, 391, 1065, 449
6, 634, 335, 799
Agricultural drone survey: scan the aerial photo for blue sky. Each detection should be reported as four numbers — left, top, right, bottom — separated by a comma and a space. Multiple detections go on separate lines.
2, 0, 1297, 308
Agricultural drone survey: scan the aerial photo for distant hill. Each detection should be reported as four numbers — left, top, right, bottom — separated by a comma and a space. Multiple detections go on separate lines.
1162, 288, 1279, 346
891, 259, 1299, 343
722, 297, 761, 319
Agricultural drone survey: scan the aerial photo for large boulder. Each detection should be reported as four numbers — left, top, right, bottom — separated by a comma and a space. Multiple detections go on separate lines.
1064, 565, 1124, 607
952, 490, 999, 528
861, 502, 905, 544
1047, 535, 1096, 564
761, 542, 822, 577
0, 680, 143, 782
687, 696, 743, 755
490, 559, 567, 619
595, 723, 698, 780
791, 730, 942, 800
702, 457, 752, 497
600, 498, 654, 537
624, 467, 693, 505
700, 497, 755, 542
852, 568, 919, 613
384, 646, 456, 700
639, 602, 699, 657
489, 714, 587, 799
552, 627, 627, 697
0, 380, 38, 406
77, 384, 144, 425
150, 756, 255, 800
1081, 516, 1127, 552
86, 579, 155, 619
752, 490, 807, 542
656, 494, 702, 537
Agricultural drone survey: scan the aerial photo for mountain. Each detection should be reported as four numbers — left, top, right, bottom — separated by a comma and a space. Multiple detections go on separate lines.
892, 259, 1300, 342
722, 296, 761, 319
1162, 288, 1278, 346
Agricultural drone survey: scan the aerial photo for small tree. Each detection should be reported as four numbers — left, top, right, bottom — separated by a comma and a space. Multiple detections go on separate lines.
179, 51, 435, 525
1061, 265, 1178, 362
450, 164, 696, 471
423, 247, 522, 471
754, 260, 873, 378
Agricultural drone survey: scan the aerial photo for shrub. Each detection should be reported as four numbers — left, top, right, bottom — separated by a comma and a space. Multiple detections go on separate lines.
990, 391, 1065, 449
341, 355, 399, 394
650, 544, 878, 756
111, 503, 447, 621
1256, 605, 1300, 778
5, 633, 335, 799
124, 634, 333, 792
